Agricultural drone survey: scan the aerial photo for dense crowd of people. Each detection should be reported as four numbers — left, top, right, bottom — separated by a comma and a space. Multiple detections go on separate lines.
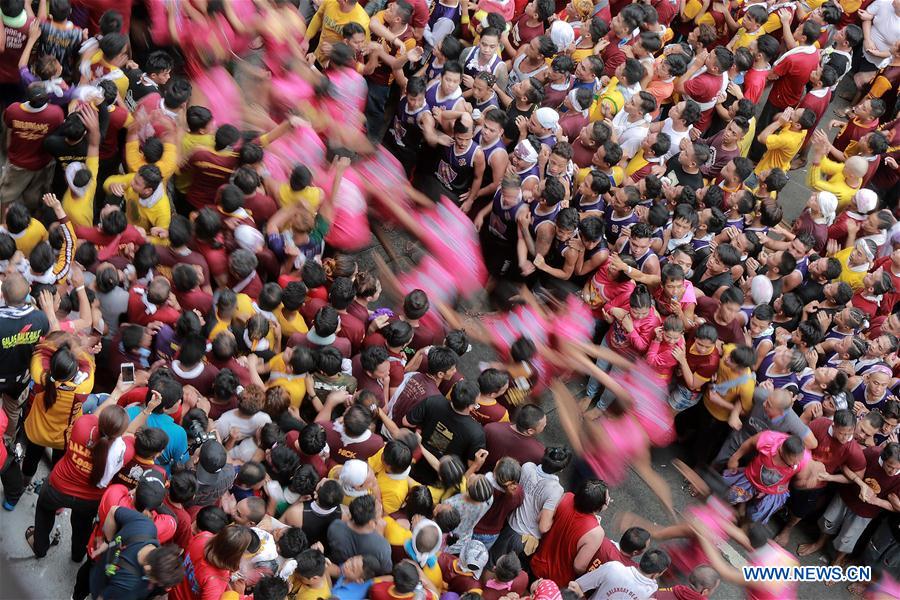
2, 0, 900, 598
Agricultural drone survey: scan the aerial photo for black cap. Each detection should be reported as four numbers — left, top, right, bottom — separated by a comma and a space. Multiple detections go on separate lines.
197, 440, 227, 485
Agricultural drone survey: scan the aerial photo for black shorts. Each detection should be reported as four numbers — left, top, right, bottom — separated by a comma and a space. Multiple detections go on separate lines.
0, 377, 27, 400
480, 231, 517, 279
858, 55, 880, 73
788, 485, 829, 519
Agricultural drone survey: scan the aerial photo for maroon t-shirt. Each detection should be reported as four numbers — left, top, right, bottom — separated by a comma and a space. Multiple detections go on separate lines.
683, 71, 722, 133
320, 420, 384, 465
186, 147, 239, 209
288, 332, 353, 359
3, 102, 64, 169
0, 16, 35, 84
164, 497, 194, 550
300, 297, 327, 325
171, 362, 220, 397
346, 301, 370, 326
337, 310, 366, 355
695, 296, 745, 345
208, 356, 252, 387
840, 445, 900, 518
473, 484, 524, 535
809, 417, 866, 475
174, 288, 214, 316
470, 400, 509, 426
391, 373, 442, 424
481, 571, 529, 600
243, 191, 278, 225
156, 246, 211, 289
482, 422, 545, 472
769, 49, 821, 109
572, 137, 596, 169
100, 104, 130, 159
438, 554, 482, 594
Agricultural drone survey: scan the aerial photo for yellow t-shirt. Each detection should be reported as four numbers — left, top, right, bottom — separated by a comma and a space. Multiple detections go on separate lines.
368, 447, 418, 515
307, 0, 371, 63
62, 156, 99, 227
290, 578, 331, 600
682, 0, 717, 26
702, 344, 755, 422
807, 156, 861, 210
626, 149, 650, 178
276, 307, 309, 338
381, 517, 444, 589
739, 116, 757, 158
89, 51, 129, 99
732, 26, 764, 50
267, 353, 308, 407
125, 140, 178, 180
104, 173, 172, 231
10, 218, 48, 255
755, 126, 804, 174
835, 246, 868, 291
278, 184, 324, 211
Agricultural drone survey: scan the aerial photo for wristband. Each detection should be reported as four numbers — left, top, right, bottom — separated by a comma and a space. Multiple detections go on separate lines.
75, 285, 85, 292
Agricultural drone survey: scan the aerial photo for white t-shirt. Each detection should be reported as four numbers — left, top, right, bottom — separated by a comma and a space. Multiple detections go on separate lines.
865, 0, 900, 66
660, 118, 692, 161
575, 561, 659, 600
612, 111, 650, 162
215, 408, 272, 441
508, 462, 564, 538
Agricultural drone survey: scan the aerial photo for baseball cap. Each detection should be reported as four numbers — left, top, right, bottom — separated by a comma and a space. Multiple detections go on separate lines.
135, 470, 168, 510
197, 440, 227, 485
459, 540, 489, 579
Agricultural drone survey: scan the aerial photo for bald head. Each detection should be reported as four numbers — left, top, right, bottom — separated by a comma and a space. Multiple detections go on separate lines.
1, 273, 29, 305
689, 565, 721, 594
770, 389, 793, 412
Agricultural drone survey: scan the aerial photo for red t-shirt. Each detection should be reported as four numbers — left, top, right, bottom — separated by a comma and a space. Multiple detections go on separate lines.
683, 72, 723, 133
170, 532, 230, 600
587, 536, 639, 572
126, 288, 181, 326
0, 16, 35, 84
769, 49, 821, 109
174, 288, 214, 316
840, 445, 900, 518
286, 430, 329, 478
49, 414, 104, 500
3, 102, 65, 169
337, 310, 366, 355
186, 147, 240, 209
86, 484, 177, 554
695, 296, 745, 345
809, 417, 866, 476
742, 68, 769, 105
190, 238, 229, 279
75, 225, 146, 259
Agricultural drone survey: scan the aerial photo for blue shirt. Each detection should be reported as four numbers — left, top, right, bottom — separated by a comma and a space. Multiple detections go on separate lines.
126, 407, 189, 473
332, 577, 373, 600
89, 507, 159, 600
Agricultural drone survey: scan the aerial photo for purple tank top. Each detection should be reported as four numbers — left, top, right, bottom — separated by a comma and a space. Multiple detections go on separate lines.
488, 189, 524, 243
425, 80, 461, 111
436, 140, 479, 196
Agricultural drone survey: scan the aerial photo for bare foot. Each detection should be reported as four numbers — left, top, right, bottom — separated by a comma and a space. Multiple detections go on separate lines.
847, 582, 867, 596
773, 527, 792, 547
797, 540, 825, 557
790, 157, 807, 171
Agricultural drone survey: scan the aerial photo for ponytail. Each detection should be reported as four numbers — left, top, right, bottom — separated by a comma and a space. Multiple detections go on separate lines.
630, 283, 652, 309
42, 343, 78, 411
89, 405, 129, 487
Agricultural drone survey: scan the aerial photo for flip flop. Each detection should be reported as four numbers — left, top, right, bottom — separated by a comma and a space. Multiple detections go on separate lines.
24, 526, 35, 554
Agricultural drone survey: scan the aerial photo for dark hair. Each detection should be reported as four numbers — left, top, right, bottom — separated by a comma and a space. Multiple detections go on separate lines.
450, 380, 480, 411
89, 406, 130, 486
427, 346, 458, 376
515, 404, 545, 432
640, 549, 671, 575
187, 106, 213, 133
99, 33, 127, 60
621, 527, 651, 554
541, 446, 573, 474
573, 478, 609, 513
196, 506, 229, 534
295, 548, 326, 579
163, 78, 192, 110
348, 494, 377, 526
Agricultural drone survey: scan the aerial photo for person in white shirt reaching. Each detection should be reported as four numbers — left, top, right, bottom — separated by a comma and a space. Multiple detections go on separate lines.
569, 547, 671, 600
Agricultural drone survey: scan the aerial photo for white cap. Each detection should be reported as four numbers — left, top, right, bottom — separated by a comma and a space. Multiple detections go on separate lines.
854, 188, 879, 214
534, 107, 559, 131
